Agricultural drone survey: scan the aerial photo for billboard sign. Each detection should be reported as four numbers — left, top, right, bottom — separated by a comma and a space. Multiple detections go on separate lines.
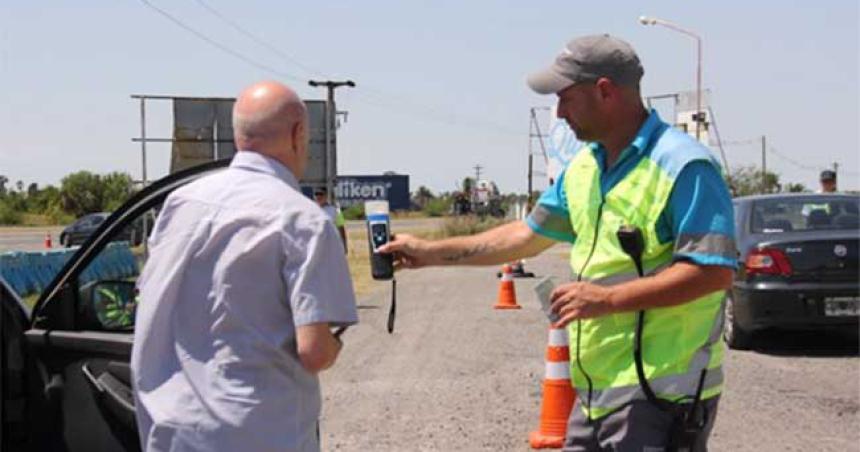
333, 175, 410, 210
170, 99, 332, 185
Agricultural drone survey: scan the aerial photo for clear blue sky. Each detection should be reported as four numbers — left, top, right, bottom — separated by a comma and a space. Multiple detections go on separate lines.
1, 1, 858, 193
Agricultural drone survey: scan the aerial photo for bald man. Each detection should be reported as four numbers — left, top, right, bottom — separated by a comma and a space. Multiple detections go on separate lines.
131, 81, 358, 452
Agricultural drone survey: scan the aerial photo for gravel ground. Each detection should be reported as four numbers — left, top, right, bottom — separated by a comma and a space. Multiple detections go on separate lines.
712, 330, 859, 451
320, 245, 860, 451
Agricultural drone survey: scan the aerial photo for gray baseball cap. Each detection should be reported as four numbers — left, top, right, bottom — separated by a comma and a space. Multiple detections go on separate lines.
527, 34, 644, 95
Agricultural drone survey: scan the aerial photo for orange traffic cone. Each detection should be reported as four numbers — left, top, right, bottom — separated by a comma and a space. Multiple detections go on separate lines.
493, 264, 521, 309
44, 232, 52, 249
529, 326, 575, 449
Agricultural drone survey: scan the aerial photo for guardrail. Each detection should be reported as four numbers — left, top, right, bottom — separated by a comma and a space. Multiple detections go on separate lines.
0, 242, 139, 298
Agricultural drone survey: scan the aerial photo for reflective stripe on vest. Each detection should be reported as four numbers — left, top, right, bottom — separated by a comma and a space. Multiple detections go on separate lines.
563, 145, 726, 420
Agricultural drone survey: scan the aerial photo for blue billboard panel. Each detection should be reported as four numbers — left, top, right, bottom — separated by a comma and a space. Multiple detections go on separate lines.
335, 175, 410, 210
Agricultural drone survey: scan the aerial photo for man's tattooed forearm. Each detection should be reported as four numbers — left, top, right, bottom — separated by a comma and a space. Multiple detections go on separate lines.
442, 243, 490, 262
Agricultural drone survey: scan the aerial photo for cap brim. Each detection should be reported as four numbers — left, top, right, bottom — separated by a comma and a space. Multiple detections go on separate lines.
527, 67, 574, 95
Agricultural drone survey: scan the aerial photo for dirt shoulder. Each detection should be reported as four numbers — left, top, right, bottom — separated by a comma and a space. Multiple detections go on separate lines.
321, 243, 859, 451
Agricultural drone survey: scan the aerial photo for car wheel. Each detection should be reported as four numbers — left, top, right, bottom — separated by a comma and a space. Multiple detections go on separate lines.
724, 293, 753, 350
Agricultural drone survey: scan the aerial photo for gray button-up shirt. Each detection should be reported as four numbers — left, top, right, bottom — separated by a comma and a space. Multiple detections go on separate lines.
131, 151, 358, 452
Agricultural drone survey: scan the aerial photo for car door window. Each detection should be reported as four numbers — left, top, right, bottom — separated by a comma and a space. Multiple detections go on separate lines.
73, 209, 156, 331
754, 197, 860, 233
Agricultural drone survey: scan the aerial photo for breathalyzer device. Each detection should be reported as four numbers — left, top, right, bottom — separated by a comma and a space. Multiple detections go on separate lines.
365, 201, 394, 280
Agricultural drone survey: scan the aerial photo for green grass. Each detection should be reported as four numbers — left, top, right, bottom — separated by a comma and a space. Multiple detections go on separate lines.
346, 225, 435, 298
432, 215, 507, 238
345, 217, 504, 298
23, 293, 39, 309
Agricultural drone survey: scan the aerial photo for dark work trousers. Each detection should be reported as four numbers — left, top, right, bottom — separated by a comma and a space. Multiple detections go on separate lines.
563, 396, 720, 452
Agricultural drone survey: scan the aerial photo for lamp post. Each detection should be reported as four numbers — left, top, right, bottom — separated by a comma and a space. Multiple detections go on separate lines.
639, 15, 703, 141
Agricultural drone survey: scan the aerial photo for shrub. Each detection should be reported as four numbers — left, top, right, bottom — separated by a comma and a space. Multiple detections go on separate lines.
438, 215, 506, 238
0, 202, 22, 225
423, 197, 452, 217
342, 203, 365, 221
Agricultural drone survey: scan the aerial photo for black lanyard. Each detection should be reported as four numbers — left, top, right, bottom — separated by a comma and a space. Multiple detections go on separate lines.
386, 278, 397, 333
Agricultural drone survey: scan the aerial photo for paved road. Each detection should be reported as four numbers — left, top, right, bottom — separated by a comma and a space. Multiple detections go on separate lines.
320, 246, 859, 451
0, 226, 65, 252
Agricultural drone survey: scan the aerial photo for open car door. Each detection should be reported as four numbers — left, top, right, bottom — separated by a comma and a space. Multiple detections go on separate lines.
1, 160, 229, 452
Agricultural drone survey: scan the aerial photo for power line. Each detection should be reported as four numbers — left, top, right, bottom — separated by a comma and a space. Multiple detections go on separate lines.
767, 146, 819, 173
192, 0, 324, 78
721, 136, 819, 172
716, 138, 761, 147
138, 0, 305, 83
720, 136, 859, 177
185, 0, 520, 136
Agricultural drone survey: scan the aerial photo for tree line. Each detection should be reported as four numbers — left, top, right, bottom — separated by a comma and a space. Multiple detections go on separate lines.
0, 165, 809, 226
0, 172, 135, 225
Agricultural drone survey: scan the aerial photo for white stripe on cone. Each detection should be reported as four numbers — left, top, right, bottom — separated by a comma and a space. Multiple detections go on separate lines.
545, 361, 571, 379
548, 328, 568, 346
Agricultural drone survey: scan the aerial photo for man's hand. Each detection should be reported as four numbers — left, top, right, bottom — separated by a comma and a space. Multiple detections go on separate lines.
377, 234, 435, 269
549, 281, 617, 328
547, 263, 734, 329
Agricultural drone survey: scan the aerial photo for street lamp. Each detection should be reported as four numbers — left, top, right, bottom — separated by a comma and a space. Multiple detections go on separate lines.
639, 15, 703, 141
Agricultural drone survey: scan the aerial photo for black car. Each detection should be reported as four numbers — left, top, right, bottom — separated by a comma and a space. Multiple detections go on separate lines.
60, 212, 151, 248
725, 193, 859, 349
59, 212, 110, 247
0, 160, 230, 451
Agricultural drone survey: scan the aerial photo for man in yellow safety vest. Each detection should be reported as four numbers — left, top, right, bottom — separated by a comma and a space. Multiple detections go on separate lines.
379, 34, 736, 451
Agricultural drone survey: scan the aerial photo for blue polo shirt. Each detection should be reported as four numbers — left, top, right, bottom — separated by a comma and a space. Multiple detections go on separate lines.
527, 110, 736, 268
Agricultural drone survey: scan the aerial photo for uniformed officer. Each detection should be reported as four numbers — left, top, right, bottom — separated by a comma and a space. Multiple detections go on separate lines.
379, 35, 736, 451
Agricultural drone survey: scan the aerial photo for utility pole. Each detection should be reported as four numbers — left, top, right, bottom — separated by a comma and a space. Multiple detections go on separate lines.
308, 80, 355, 200
833, 161, 839, 182
474, 164, 483, 182
760, 135, 767, 194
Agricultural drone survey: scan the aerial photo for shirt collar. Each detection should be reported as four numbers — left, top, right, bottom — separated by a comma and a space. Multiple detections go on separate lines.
629, 108, 663, 154
589, 108, 664, 158
230, 151, 300, 190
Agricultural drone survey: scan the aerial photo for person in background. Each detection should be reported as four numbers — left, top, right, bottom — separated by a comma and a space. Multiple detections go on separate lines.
314, 186, 348, 253
819, 169, 837, 193
800, 169, 840, 223
131, 80, 358, 452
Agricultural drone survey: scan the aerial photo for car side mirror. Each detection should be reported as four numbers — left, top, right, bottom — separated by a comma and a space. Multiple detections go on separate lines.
88, 280, 138, 330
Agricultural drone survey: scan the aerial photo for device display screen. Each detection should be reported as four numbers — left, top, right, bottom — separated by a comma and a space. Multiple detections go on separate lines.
370, 223, 389, 249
